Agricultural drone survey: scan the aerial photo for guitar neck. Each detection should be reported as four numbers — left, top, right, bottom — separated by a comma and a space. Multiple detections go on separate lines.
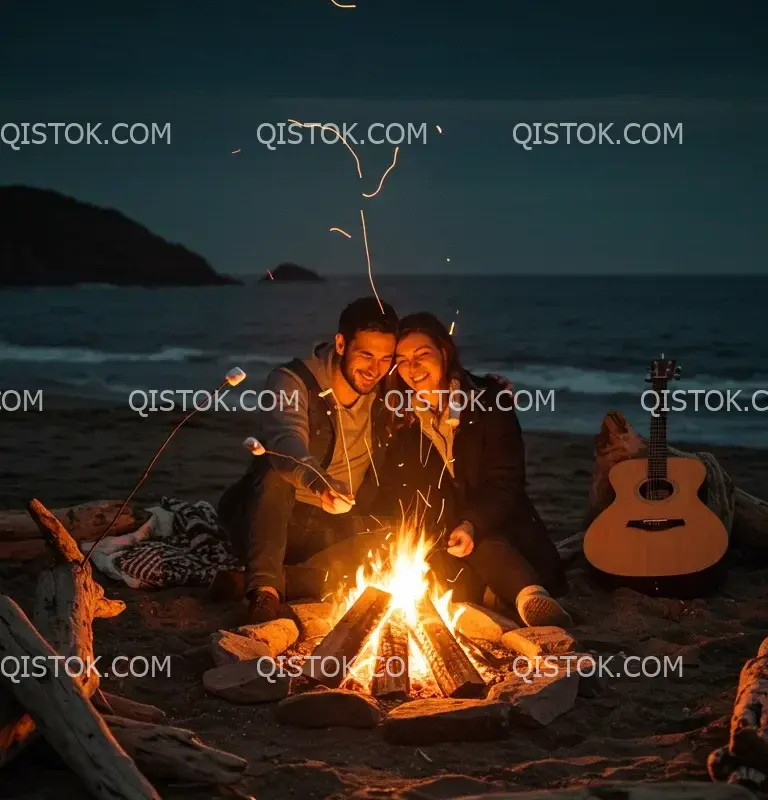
648, 378, 668, 480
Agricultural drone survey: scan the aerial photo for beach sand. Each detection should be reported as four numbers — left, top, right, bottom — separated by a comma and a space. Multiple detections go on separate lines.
1, 405, 767, 799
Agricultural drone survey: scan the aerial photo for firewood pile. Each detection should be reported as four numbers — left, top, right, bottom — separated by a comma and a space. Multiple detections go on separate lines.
0, 499, 247, 799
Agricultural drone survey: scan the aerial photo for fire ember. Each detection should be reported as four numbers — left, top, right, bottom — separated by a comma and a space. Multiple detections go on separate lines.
301, 523, 494, 699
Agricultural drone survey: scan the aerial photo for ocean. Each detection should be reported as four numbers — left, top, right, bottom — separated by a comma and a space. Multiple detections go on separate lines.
1, 275, 766, 448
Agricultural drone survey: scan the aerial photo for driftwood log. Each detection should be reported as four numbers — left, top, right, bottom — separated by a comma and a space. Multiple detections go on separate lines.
0, 594, 160, 799
410, 595, 486, 699
0, 500, 148, 561
0, 499, 126, 766
0, 498, 249, 798
302, 585, 392, 688
370, 610, 410, 700
104, 715, 247, 785
580, 411, 768, 551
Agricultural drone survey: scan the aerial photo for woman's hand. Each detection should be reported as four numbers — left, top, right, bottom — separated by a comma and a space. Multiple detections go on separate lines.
447, 520, 475, 557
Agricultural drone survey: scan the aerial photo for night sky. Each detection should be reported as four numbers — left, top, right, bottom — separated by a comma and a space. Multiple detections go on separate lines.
2, 1, 766, 276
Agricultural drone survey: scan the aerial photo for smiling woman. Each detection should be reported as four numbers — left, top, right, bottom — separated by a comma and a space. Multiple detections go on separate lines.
376, 311, 572, 629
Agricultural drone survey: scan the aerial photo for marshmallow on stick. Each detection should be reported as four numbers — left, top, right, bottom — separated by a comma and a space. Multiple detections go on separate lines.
242, 437, 354, 510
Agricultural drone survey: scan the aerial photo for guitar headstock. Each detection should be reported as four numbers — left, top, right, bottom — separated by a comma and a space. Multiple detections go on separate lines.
645, 356, 681, 383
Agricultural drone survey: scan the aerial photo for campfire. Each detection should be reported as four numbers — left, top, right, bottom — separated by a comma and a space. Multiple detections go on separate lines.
301, 522, 494, 700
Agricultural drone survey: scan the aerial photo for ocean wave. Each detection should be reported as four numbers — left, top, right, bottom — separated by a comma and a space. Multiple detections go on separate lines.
471, 363, 768, 396
0, 341, 207, 364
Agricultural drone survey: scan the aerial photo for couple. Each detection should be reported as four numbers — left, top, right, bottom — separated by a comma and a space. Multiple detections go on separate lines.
217, 296, 570, 629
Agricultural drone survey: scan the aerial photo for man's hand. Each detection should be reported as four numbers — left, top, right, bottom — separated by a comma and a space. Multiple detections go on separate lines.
318, 477, 355, 514
447, 521, 475, 557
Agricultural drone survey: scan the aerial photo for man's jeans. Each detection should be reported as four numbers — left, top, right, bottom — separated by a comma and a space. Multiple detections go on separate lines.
218, 468, 392, 600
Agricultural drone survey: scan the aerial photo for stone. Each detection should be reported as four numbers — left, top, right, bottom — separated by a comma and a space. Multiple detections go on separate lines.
501, 626, 577, 659
487, 665, 578, 727
202, 659, 290, 703
382, 698, 510, 745
210, 630, 272, 666
274, 688, 382, 728
237, 618, 299, 657
453, 602, 518, 643
289, 601, 334, 641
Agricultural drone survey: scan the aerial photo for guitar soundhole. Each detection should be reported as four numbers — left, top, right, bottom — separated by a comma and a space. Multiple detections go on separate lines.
639, 479, 674, 501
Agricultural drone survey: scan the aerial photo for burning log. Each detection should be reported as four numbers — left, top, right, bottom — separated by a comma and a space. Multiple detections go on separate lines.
370, 610, 410, 700
104, 715, 247, 785
727, 636, 768, 763
1, 498, 126, 767
410, 596, 486, 699
302, 586, 392, 688
0, 594, 159, 799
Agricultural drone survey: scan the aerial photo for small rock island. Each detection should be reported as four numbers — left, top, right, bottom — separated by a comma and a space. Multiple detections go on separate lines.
260, 263, 324, 282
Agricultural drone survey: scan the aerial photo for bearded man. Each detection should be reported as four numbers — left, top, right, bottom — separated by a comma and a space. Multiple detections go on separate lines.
217, 297, 398, 622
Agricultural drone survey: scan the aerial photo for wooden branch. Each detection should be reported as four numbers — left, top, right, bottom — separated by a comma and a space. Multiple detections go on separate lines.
708, 745, 768, 792
1, 498, 124, 769
726, 635, 768, 763
0, 594, 159, 799
302, 586, 392, 688
0, 500, 146, 543
583, 411, 768, 551
104, 715, 247, 786
370, 610, 410, 700
93, 691, 167, 724
410, 595, 486, 699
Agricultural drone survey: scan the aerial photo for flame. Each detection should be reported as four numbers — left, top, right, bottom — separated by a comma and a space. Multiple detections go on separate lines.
325, 517, 486, 693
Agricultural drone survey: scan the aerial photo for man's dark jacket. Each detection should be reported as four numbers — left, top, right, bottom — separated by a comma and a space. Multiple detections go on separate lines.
218, 357, 394, 532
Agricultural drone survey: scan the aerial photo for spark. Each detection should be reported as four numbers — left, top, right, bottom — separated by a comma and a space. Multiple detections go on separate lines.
231, 148, 241, 154
329, 227, 352, 238
368, 515, 383, 527
266, 269, 274, 280
288, 118, 362, 178
449, 320, 456, 335
330, 0, 356, 6
416, 489, 432, 508
437, 458, 455, 490
436, 497, 446, 525
447, 568, 464, 584
362, 147, 399, 198
360, 208, 384, 314
326, 388, 354, 494
436, 125, 443, 134
364, 435, 379, 486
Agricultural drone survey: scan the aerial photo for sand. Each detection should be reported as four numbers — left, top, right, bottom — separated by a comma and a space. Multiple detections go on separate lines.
1, 405, 767, 799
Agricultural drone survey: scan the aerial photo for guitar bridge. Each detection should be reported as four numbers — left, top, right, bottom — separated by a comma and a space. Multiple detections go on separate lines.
626, 518, 685, 531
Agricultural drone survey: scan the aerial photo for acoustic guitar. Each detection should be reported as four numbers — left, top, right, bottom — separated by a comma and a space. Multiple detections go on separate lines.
583, 357, 729, 597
